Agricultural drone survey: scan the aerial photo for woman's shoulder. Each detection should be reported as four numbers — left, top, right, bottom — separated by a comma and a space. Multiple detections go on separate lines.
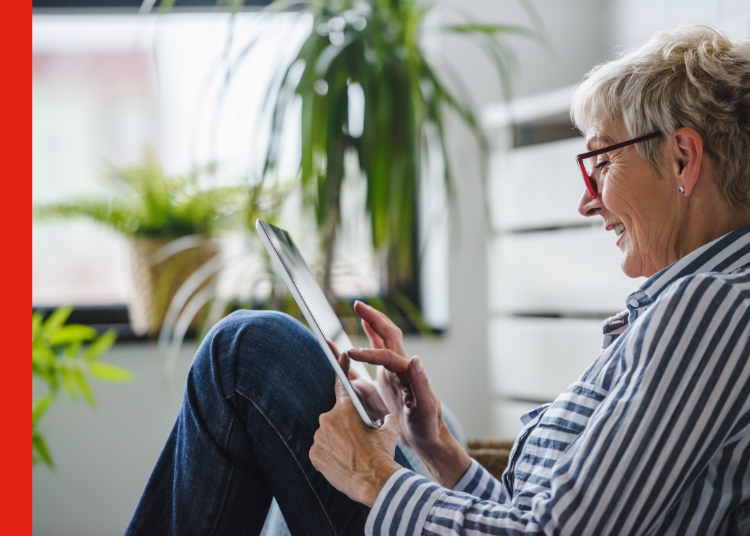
659, 265, 750, 308
622, 266, 750, 369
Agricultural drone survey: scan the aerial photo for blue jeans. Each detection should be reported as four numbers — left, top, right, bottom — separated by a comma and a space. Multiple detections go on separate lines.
125, 310, 414, 535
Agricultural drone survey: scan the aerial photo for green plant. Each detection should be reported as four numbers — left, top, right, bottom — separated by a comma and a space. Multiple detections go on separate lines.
257, 0, 540, 297
32, 307, 134, 469
32, 148, 248, 239
158, 183, 293, 375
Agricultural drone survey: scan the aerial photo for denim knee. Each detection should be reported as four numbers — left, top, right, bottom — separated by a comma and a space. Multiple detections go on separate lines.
197, 309, 321, 398
210, 309, 310, 346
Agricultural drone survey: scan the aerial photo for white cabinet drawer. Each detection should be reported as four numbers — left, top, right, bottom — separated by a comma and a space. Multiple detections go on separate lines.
488, 317, 604, 402
488, 137, 588, 230
488, 227, 644, 315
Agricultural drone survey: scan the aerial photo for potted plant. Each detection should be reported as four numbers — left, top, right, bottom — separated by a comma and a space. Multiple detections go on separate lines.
256, 0, 540, 308
32, 307, 133, 468
33, 149, 249, 336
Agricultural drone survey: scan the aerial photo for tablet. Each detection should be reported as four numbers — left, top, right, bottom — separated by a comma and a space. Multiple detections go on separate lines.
256, 219, 381, 428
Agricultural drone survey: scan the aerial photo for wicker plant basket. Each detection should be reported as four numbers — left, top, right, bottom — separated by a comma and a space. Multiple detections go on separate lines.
467, 440, 514, 480
129, 236, 219, 337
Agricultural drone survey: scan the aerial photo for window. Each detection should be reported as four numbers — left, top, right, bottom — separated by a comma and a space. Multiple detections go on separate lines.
33, 10, 449, 330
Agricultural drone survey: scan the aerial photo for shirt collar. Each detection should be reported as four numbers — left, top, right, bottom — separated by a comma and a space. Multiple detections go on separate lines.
639, 224, 750, 301
605, 225, 750, 335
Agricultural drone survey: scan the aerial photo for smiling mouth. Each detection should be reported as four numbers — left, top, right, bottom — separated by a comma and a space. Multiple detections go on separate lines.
613, 223, 626, 237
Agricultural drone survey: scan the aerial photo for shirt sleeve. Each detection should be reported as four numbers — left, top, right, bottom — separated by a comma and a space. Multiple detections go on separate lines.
451, 458, 509, 504
366, 274, 750, 536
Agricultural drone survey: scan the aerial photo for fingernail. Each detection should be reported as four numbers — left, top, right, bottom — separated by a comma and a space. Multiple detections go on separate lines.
354, 300, 364, 306
349, 348, 362, 354
412, 356, 422, 374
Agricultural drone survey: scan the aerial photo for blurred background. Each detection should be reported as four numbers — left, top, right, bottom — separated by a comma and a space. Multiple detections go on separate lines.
32, 0, 750, 534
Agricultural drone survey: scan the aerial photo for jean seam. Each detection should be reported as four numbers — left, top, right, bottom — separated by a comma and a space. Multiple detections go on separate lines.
222, 413, 235, 450
209, 466, 233, 535
234, 386, 337, 534
209, 414, 236, 535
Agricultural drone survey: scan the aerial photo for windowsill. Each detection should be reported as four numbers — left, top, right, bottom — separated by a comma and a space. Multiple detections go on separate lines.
31, 303, 446, 340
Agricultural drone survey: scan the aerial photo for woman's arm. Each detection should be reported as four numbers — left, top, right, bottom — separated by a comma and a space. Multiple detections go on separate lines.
318, 275, 750, 535
373, 275, 750, 535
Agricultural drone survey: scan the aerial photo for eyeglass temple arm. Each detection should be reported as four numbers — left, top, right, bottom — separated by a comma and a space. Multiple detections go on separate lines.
578, 131, 662, 160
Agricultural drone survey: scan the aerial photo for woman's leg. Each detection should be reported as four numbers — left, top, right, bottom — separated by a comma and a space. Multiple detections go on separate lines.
125, 310, 412, 536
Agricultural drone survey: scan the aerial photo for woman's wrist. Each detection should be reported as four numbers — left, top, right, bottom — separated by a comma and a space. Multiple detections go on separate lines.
414, 424, 472, 489
357, 459, 402, 508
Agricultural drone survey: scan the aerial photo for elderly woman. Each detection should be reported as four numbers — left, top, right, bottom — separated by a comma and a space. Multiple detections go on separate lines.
127, 25, 750, 535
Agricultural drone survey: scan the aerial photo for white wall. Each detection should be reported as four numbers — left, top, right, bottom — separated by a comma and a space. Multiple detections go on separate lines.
33, 343, 195, 536
437, 0, 609, 104
607, 0, 750, 51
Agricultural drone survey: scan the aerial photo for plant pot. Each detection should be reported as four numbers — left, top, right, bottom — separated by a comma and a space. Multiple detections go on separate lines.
128, 236, 219, 337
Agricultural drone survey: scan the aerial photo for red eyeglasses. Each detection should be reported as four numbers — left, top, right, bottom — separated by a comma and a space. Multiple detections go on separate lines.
576, 131, 662, 199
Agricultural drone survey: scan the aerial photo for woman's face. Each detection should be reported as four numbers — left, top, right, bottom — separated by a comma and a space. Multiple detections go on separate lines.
578, 115, 677, 278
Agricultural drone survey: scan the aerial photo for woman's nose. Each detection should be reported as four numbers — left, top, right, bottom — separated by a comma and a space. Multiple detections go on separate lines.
578, 185, 603, 217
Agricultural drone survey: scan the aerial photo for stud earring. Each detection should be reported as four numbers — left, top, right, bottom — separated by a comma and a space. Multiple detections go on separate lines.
678, 186, 685, 195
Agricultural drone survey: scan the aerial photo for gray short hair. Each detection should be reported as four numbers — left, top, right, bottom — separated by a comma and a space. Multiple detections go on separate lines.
571, 25, 750, 208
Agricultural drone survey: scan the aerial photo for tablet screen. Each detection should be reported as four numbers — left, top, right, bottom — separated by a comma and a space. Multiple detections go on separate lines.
258, 221, 354, 355
256, 220, 379, 428
256, 220, 380, 428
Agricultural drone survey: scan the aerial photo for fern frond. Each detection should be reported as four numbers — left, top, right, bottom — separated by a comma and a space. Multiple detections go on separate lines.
33, 201, 140, 236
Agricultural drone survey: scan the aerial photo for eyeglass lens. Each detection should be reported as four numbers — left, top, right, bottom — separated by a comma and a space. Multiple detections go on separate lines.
582, 156, 599, 176
579, 157, 598, 197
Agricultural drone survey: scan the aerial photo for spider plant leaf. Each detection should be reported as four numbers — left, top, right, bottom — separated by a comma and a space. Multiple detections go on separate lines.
64, 339, 83, 358
32, 431, 54, 468
392, 290, 434, 340
158, 0, 177, 14
164, 286, 215, 378
84, 330, 118, 363
516, 0, 551, 50
32, 393, 56, 426
441, 23, 536, 38
254, 35, 303, 133
32, 344, 56, 372
364, 295, 390, 316
421, 59, 487, 162
476, 33, 515, 103
59, 366, 79, 400
49, 325, 97, 347
41, 306, 73, 337
32, 313, 43, 344
73, 369, 96, 407
158, 256, 223, 350
262, 48, 312, 178
88, 362, 135, 383
264, 0, 311, 13
229, 0, 246, 15
314, 37, 355, 77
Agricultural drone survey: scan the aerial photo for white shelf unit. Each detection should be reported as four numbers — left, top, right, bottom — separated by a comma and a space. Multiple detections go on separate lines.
483, 87, 644, 439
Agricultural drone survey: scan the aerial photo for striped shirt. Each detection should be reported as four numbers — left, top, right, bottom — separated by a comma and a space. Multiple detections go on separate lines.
366, 225, 750, 536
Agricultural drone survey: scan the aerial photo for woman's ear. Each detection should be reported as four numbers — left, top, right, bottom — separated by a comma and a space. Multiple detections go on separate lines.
671, 127, 704, 196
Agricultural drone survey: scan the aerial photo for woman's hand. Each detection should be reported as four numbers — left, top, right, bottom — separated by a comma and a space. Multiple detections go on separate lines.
344, 301, 471, 488
309, 379, 401, 507
327, 339, 389, 422
346, 301, 443, 452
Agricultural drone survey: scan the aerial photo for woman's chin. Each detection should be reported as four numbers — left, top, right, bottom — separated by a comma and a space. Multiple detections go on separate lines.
619, 251, 644, 279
